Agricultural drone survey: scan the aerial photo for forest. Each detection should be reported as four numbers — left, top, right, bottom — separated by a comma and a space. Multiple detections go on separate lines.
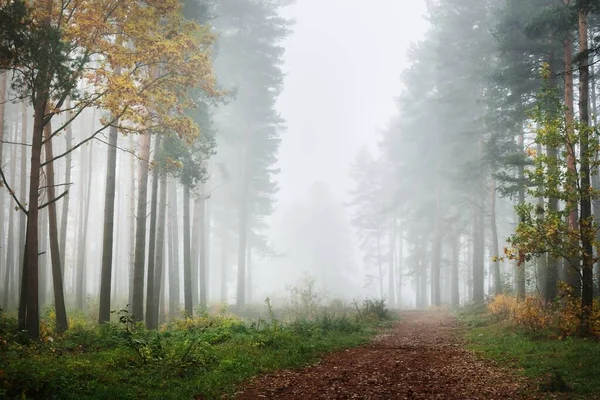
1, 0, 600, 399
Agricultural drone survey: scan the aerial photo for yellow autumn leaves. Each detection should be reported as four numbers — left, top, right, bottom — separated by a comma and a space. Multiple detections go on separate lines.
24, 0, 219, 141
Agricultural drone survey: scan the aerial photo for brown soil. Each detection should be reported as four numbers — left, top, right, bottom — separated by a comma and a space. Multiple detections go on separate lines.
235, 310, 540, 399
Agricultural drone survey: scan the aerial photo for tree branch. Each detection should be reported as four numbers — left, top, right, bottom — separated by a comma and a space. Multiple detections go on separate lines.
0, 166, 28, 215
38, 190, 69, 210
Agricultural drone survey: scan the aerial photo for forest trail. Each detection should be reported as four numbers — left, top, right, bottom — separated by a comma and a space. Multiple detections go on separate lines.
235, 310, 538, 399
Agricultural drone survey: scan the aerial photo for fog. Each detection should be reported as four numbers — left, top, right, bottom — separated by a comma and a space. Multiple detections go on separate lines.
1, 0, 583, 334
258, 0, 430, 302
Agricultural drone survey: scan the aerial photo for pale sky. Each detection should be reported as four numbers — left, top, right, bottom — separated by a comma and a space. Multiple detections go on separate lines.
275, 0, 430, 205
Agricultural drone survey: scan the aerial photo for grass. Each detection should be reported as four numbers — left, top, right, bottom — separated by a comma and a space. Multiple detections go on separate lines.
0, 303, 387, 400
457, 305, 600, 396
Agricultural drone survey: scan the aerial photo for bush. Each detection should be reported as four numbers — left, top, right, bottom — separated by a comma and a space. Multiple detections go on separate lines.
514, 297, 550, 334
488, 294, 517, 321
487, 287, 600, 338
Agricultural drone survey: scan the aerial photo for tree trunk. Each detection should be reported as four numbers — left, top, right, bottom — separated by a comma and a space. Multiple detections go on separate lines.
145, 134, 161, 329
420, 254, 429, 308
191, 198, 201, 309
22, 96, 47, 339
75, 140, 87, 310
198, 184, 207, 308
59, 98, 73, 272
236, 169, 250, 309
43, 117, 68, 333
491, 177, 502, 296
38, 197, 48, 309
112, 171, 122, 305
517, 132, 526, 301
473, 204, 485, 303
388, 216, 396, 308
220, 232, 228, 304
132, 131, 152, 321
128, 135, 136, 309
76, 127, 94, 311
563, 6, 581, 294
536, 142, 548, 299
98, 117, 120, 324
17, 103, 27, 329
183, 183, 193, 316
3, 136, 17, 309
246, 244, 252, 304
377, 227, 383, 299
547, 48, 560, 303
150, 168, 167, 329
168, 178, 180, 319
578, 8, 594, 332
204, 192, 211, 304
396, 220, 403, 308
0, 73, 5, 284
451, 234, 460, 307
431, 186, 442, 306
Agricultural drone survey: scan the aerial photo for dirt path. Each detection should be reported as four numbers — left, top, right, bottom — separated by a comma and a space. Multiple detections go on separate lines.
235, 310, 537, 399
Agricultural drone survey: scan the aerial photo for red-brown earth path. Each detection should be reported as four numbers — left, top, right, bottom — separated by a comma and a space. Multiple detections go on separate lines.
235, 310, 549, 399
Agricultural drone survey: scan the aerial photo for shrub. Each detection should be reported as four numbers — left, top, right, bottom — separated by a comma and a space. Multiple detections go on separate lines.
355, 298, 389, 321
488, 294, 517, 321
514, 297, 550, 334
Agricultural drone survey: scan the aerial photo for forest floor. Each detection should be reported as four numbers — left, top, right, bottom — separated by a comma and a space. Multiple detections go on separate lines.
235, 310, 565, 400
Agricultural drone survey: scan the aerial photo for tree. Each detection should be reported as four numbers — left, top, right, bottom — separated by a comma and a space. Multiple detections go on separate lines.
211, 0, 291, 308
0, 0, 218, 338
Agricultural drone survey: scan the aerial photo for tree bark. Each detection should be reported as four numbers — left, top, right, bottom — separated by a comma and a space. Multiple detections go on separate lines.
43, 117, 68, 333
246, 244, 252, 304
150, 168, 167, 329
376, 227, 383, 299
3, 132, 17, 309
183, 183, 193, 316
536, 141, 548, 299
59, 98, 73, 272
236, 149, 251, 309
167, 178, 180, 319
76, 124, 94, 311
145, 134, 161, 329
220, 231, 228, 304
396, 220, 403, 308
98, 116, 120, 324
132, 130, 152, 321
128, 135, 136, 309
517, 132, 526, 301
0, 73, 6, 284
563, 5, 581, 294
17, 103, 27, 329
22, 95, 47, 339
578, 7, 594, 332
547, 48, 560, 303
431, 186, 442, 306
451, 234, 460, 307
388, 216, 396, 308
491, 177, 502, 296
39, 196, 48, 309
473, 146, 486, 303
191, 197, 201, 309
199, 184, 207, 308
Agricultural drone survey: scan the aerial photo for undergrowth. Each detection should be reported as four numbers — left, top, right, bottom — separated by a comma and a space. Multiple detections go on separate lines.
0, 296, 390, 400
457, 299, 600, 396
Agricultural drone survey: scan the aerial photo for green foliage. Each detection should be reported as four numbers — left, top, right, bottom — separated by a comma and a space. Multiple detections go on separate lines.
0, 301, 384, 400
356, 298, 390, 321
505, 65, 600, 269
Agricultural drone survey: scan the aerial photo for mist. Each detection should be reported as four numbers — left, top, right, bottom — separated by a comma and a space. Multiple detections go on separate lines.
4, 0, 600, 398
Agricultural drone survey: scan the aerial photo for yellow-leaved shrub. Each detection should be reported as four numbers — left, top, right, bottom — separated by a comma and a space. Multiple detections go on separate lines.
514, 297, 550, 333
487, 284, 600, 338
488, 294, 517, 320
